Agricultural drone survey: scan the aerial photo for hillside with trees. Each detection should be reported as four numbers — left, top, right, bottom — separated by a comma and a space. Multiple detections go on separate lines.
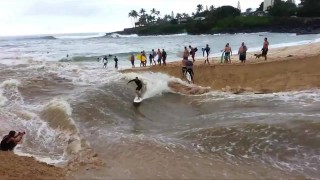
120, 0, 320, 35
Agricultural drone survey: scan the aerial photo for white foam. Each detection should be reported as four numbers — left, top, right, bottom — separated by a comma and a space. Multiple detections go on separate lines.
123, 72, 182, 99
43, 98, 73, 117
54, 33, 106, 39
0, 89, 7, 106
108, 33, 139, 38
0, 79, 21, 88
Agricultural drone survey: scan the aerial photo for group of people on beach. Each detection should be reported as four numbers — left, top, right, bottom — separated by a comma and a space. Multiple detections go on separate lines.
129, 49, 168, 68
96, 37, 269, 71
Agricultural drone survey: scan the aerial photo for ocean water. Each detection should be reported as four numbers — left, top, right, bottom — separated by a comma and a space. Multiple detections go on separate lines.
0, 33, 320, 179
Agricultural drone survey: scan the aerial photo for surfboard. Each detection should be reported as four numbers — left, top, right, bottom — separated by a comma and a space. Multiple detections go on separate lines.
133, 96, 142, 103
141, 56, 146, 62
220, 52, 225, 63
176, 51, 184, 58
185, 71, 192, 83
136, 54, 142, 60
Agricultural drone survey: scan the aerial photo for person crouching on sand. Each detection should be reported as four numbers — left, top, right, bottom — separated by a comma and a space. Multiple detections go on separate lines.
0, 131, 25, 151
238, 42, 248, 63
223, 43, 232, 63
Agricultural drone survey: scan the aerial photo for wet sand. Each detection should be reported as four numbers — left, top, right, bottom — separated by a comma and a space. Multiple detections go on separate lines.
0, 152, 65, 179
123, 42, 320, 93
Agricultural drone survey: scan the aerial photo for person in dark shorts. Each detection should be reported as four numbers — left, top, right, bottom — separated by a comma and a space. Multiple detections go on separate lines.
149, 53, 153, 66
186, 59, 194, 83
114, 56, 118, 69
130, 54, 135, 68
103, 56, 108, 68
162, 49, 167, 66
1, 131, 25, 151
204, 44, 210, 64
189, 45, 195, 62
157, 49, 162, 65
128, 77, 143, 99
262, 37, 269, 60
238, 42, 248, 63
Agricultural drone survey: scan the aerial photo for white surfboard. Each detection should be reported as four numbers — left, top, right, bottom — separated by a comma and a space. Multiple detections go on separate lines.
185, 71, 192, 83
133, 96, 143, 103
176, 51, 184, 58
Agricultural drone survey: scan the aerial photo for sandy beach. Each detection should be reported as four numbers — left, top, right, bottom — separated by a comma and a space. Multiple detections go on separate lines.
123, 42, 320, 94
0, 152, 65, 179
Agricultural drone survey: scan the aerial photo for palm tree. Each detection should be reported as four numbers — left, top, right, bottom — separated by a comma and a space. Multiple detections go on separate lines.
128, 10, 139, 27
209, 5, 215, 12
140, 8, 146, 16
150, 8, 156, 15
196, 4, 204, 13
176, 13, 182, 20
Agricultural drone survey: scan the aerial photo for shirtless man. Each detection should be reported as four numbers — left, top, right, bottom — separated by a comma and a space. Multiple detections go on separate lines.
224, 43, 232, 63
157, 49, 162, 66
189, 45, 195, 62
262, 37, 269, 60
183, 46, 189, 61
238, 42, 248, 63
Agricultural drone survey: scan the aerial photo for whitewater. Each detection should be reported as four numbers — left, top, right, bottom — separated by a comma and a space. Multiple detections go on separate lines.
0, 32, 320, 179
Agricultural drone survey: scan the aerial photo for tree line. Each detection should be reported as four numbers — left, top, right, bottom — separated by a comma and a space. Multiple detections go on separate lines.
128, 0, 320, 28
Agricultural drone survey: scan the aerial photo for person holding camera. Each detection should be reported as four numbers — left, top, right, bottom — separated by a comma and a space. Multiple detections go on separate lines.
0, 131, 25, 151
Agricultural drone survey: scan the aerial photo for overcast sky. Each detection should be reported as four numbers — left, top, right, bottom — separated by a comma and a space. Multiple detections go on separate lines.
0, 0, 300, 36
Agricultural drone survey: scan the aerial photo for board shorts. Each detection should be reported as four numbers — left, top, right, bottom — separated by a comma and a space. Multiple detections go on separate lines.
262, 48, 268, 55
186, 68, 194, 80
136, 85, 142, 91
224, 52, 230, 60
239, 53, 246, 61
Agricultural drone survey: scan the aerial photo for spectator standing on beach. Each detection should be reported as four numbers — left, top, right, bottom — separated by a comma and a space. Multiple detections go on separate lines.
152, 49, 157, 65
162, 49, 167, 66
223, 43, 232, 63
142, 50, 147, 67
189, 45, 196, 62
130, 54, 135, 68
204, 44, 210, 64
262, 38, 269, 60
238, 42, 248, 63
157, 49, 162, 65
149, 53, 153, 66
103, 55, 108, 68
183, 46, 189, 60
114, 56, 118, 69
1, 131, 25, 151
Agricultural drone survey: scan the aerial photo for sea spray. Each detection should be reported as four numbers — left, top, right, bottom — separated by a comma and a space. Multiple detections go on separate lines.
40, 98, 104, 170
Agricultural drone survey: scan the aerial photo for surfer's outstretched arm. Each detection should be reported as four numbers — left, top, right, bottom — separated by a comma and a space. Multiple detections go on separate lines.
127, 79, 134, 84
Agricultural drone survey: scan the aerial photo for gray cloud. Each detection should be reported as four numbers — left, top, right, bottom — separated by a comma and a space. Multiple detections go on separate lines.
23, 0, 103, 17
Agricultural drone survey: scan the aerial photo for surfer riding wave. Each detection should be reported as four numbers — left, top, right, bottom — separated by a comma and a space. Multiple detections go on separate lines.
128, 77, 143, 100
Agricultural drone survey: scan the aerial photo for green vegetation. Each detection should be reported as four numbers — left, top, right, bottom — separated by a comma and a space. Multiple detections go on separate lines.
125, 0, 320, 35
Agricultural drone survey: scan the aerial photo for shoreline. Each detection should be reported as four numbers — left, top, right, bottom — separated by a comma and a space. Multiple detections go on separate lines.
122, 42, 320, 94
